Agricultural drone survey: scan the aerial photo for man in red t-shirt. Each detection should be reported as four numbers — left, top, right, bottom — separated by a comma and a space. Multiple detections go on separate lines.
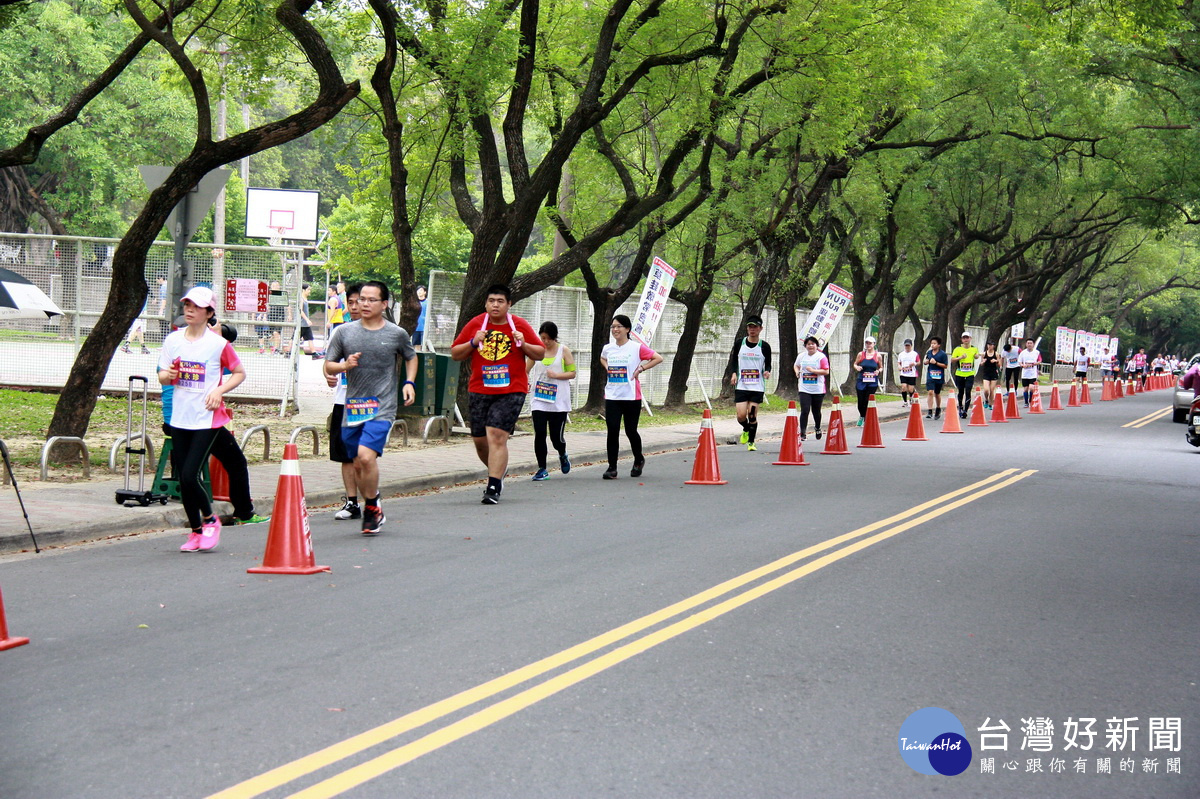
451, 284, 544, 504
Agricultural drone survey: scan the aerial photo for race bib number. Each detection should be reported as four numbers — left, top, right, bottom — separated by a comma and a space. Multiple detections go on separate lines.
802, 373, 818, 385
929, 368, 944, 380
177, 360, 206, 390
608, 365, 629, 384
482, 363, 511, 389
740, 369, 761, 383
862, 371, 877, 384
346, 397, 380, 426
534, 380, 558, 402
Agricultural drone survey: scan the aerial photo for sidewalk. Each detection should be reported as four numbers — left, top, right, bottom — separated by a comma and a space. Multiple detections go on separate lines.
0, 397, 939, 554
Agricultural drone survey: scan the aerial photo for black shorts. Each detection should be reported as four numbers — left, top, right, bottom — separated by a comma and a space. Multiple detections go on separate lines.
899, 376, 917, 387
1022, 377, 1038, 387
468, 392, 526, 437
925, 380, 944, 394
734, 389, 764, 404
1074, 371, 1087, 379
328, 404, 354, 463
300, 326, 314, 342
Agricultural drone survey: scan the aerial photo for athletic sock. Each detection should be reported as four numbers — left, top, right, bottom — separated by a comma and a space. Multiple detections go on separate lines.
487, 476, 502, 493
748, 423, 758, 444
347, 495, 358, 506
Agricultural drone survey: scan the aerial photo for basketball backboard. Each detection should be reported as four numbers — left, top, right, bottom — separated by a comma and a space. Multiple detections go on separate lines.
245, 187, 320, 242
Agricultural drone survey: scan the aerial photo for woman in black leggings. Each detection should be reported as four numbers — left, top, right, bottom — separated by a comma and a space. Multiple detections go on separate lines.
599, 315, 663, 479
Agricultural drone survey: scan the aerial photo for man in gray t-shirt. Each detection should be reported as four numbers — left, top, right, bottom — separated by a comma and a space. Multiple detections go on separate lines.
324, 281, 418, 535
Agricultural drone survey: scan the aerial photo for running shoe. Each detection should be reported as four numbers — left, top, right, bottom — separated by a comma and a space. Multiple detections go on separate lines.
140, 347, 150, 355
746, 443, 757, 451
800, 433, 807, 441
603, 467, 618, 480
232, 514, 270, 525
925, 411, 933, 420
815, 429, 823, 440
361, 505, 385, 534
334, 498, 361, 520
180, 531, 202, 552
481, 487, 501, 504
559, 452, 571, 474
532, 468, 550, 481
630, 457, 645, 477
198, 516, 222, 551
120, 343, 131, 354
856, 418, 864, 427
739, 431, 749, 445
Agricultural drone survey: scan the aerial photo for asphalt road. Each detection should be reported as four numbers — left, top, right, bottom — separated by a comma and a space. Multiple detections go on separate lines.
1, 391, 1197, 798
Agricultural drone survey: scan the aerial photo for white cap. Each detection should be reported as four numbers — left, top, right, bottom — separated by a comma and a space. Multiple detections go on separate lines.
864, 336, 876, 344
960, 331, 971, 338
182, 286, 216, 309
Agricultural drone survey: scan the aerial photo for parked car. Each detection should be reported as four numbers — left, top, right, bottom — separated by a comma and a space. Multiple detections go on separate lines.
1174, 353, 1200, 422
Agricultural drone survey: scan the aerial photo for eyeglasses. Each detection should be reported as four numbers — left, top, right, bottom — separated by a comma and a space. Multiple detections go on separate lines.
358, 297, 384, 304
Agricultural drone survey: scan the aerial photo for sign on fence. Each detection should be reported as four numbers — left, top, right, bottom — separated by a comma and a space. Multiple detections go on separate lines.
224, 278, 269, 313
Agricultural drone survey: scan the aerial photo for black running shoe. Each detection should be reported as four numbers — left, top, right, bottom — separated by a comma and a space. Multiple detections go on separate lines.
361, 505, 385, 535
481, 487, 500, 505
630, 456, 645, 478
603, 467, 618, 480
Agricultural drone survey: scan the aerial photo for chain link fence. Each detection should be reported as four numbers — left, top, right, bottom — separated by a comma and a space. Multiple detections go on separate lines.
0, 232, 322, 407
425, 270, 988, 407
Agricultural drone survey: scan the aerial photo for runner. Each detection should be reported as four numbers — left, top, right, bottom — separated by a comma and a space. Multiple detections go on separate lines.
923, 337, 949, 419
324, 280, 418, 534
157, 287, 245, 552
852, 336, 884, 427
450, 284, 544, 504
896, 339, 920, 406
1152, 353, 1167, 375
1003, 341, 1021, 394
950, 332, 979, 419
527, 321, 576, 480
599, 314, 663, 479
1018, 338, 1042, 407
794, 336, 830, 440
1131, 347, 1148, 388
729, 316, 772, 451
978, 341, 1001, 410
1074, 345, 1090, 387
1100, 347, 1116, 379
327, 284, 365, 521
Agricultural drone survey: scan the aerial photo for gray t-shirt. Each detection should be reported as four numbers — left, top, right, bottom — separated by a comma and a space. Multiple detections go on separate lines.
327, 320, 416, 426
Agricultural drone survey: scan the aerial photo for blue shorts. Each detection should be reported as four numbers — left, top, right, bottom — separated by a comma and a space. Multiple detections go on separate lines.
341, 418, 392, 457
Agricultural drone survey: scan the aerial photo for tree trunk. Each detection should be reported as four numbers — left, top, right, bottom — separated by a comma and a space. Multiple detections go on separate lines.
664, 294, 708, 407
775, 285, 799, 396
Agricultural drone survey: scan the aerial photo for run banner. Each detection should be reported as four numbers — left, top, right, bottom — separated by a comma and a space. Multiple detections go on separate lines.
801, 283, 853, 348
630, 256, 677, 346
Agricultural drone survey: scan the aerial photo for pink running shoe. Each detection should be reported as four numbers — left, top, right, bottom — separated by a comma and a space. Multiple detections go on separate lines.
180, 531, 203, 552
198, 516, 222, 551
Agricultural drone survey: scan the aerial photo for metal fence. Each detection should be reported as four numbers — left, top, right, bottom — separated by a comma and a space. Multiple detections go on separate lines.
0, 232, 323, 408
425, 270, 989, 407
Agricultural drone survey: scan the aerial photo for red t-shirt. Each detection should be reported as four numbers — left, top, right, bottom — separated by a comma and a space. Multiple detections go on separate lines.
453, 312, 540, 394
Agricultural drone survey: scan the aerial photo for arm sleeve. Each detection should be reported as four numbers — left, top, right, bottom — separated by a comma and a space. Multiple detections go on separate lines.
326, 326, 345, 362
639, 344, 657, 361
397, 328, 417, 361
220, 342, 241, 371
157, 339, 173, 371
762, 341, 773, 372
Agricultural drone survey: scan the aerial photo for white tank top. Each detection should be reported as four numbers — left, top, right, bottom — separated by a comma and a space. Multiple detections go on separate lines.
603, 339, 645, 401
529, 346, 572, 412
736, 338, 767, 391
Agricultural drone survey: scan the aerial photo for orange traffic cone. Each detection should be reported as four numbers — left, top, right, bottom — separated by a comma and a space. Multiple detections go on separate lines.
967, 389, 988, 426
822, 397, 851, 454
1115, 377, 1124, 398
987, 389, 1005, 423
0, 585, 30, 651
209, 455, 230, 503
901, 394, 928, 441
248, 443, 330, 575
1100, 378, 1113, 401
1048, 381, 1064, 410
1067, 379, 1081, 407
1006, 388, 1022, 419
773, 401, 810, 465
940, 395, 964, 433
1029, 384, 1046, 414
857, 394, 885, 448
1080, 379, 1092, 405
685, 409, 728, 484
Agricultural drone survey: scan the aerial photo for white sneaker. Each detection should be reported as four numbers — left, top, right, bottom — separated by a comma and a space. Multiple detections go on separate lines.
334, 498, 361, 520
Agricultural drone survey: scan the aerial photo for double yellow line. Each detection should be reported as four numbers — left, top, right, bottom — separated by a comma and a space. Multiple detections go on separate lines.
211, 467, 1037, 799
1122, 406, 1172, 428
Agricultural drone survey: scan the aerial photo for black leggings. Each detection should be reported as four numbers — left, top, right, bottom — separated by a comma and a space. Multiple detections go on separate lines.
956, 374, 975, 411
169, 427, 220, 529
1004, 367, 1020, 391
856, 387, 876, 417
209, 426, 253, 520
799, 392, 824, 432
605, 399, 643, 467
531, 410, 568, 469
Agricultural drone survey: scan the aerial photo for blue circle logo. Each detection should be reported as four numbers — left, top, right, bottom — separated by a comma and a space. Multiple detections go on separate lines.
898, 707, 972, 775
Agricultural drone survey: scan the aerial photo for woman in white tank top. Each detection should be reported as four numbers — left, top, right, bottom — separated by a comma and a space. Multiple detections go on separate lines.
526, 321, 576, 480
